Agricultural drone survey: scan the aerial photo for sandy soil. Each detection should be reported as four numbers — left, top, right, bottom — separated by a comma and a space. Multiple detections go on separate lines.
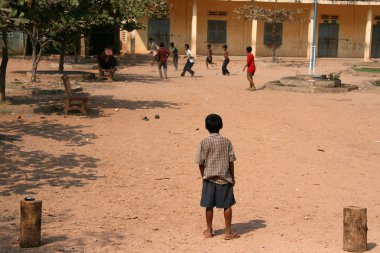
1, 55, 380, 253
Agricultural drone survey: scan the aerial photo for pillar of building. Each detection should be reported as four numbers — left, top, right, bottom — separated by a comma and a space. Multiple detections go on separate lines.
307, 6, 315, 60
191, 0, 197, 56
364, 7, 373, 60
251, 20, 258, 56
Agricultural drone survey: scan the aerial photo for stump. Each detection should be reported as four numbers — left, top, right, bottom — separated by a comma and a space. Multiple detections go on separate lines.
20, 198, 42, 248
343, 206, 367, 252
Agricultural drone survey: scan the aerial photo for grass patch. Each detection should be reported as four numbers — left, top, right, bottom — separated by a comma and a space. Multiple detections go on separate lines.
7, 81, 25, 89
374, 80, 380, 86
353, 67, 380, 73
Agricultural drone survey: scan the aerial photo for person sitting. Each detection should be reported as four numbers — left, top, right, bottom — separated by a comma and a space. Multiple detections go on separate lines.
97, 48, 117, 81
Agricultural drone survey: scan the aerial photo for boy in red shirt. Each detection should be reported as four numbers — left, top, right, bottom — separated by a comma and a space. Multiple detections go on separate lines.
156, 43, 171, 79
243, 46, 256, 91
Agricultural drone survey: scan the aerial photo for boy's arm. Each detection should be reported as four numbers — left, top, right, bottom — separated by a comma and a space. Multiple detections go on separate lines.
229, 162, 235, 186
199, 165, 205, 178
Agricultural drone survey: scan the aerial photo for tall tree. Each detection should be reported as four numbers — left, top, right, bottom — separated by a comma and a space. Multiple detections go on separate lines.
235, 0, 306, 63
48, 0, 171, 71
0, 0, 27, 101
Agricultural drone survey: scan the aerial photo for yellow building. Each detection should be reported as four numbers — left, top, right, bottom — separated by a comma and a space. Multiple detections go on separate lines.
119, 0, 380, 59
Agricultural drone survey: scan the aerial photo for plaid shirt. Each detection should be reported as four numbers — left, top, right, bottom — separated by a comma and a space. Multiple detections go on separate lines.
195, 133, 236, 184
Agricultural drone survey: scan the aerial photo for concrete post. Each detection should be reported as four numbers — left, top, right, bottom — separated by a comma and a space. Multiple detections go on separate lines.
364, 7, 373, 61
191, 0, 197, 56
251, 20, 258, 56
307, 6, 315, 60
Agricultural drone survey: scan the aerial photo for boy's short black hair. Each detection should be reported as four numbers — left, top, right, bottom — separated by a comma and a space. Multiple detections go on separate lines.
205, 114, 223, 133
246, 46, 252, 52
149, 37, 153, 41
207, 44, 211, 48
223, 44, 228, 49
170, 42, 174, 47
160, 42, 165, 47
185, 44, 190, 49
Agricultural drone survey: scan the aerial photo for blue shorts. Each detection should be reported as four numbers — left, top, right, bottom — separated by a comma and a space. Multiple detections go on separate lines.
200, 180, 236, 209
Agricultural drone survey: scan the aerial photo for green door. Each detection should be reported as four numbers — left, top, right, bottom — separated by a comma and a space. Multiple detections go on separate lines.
318, 23, 339, 57
148, 18, 170, 48
371, 23, 380, 58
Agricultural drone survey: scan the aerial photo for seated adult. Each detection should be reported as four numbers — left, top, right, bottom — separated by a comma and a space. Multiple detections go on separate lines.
97, 48, 117, 81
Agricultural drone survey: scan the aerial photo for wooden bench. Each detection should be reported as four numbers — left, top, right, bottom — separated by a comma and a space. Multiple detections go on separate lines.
61, 75, 90, 114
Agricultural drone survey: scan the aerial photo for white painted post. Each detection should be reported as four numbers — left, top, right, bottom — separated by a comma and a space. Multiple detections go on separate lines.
251, 20, 258, 56
191, 0, 197, 57
364, 7, 373, 61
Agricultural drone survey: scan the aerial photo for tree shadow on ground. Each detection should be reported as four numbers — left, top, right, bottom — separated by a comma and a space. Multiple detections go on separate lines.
214, 219, 267, 236
112, 73, 163, 83
0, 120, 100, 196
4, 93, 183, 117
91, 95, 182, 111
368, 243, 377, 251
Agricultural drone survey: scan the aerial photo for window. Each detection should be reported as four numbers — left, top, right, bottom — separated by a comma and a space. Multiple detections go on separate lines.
264, 23, 283, 46
207, 20, 227, 43
321, 15, 339, 24
208, 11, 227, 16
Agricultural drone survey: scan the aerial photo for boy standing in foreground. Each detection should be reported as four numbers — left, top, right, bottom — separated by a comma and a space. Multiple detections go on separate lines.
243, 46, 256, 91
195, 114, 240, 240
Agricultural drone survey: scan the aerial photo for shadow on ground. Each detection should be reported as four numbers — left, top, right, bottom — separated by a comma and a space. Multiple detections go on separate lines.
214, 219, 267, 236
0, 120, 100, 196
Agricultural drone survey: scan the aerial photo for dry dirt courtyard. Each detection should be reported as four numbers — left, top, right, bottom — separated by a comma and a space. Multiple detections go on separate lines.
1, 55, 380, 253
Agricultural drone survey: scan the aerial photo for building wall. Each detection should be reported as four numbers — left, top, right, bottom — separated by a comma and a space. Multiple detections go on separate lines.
254, 2, 310, 57
196, 0, 252, 56
121, 0, 380, 58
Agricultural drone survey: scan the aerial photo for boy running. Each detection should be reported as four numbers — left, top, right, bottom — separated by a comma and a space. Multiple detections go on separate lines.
206, 44, 213, 69
243, 46, 256, 91
170, 42, 179, 71
156, 42, 170, 79
181, 44, 195, 77
222, 45, 230, 75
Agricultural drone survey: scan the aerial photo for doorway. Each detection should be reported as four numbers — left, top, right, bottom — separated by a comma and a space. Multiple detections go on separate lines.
148, 18, 170, 48
318, 22, 339, 57
371, 23, 380, 58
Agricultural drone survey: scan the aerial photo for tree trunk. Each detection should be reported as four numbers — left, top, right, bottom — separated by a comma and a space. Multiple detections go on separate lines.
271, 23, 277, 63
343, 206, 367, 252
58, 41, 65, 72
74, 38, 78, 64
31, 44, 38, 83
0, 30, 9, 102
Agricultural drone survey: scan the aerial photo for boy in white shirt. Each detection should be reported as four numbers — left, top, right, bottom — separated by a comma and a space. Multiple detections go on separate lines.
181, 44, 195, 77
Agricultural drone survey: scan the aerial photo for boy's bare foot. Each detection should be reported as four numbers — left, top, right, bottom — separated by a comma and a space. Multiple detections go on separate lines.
224, 232, 240, 240
203, 230, 213, 238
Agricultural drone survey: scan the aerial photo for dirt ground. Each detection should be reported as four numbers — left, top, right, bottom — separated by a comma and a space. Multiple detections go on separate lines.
1, 55, 380, 253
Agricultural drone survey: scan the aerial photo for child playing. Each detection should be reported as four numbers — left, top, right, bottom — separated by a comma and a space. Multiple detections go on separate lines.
181, 44, 195, 77
195, 114, 240, 240
170, 42, 179, 71
222, 45, 230, 75
155, 42, 171, 79
148, 38, 159, 66
206, 44, 213, 69
243, 46, 256, 91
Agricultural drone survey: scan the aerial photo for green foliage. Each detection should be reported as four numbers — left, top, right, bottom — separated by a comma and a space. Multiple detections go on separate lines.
374, 80, 380, 86
328, 72, 341, 80
354, 67, 380, 73
234, 4, 306, 24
